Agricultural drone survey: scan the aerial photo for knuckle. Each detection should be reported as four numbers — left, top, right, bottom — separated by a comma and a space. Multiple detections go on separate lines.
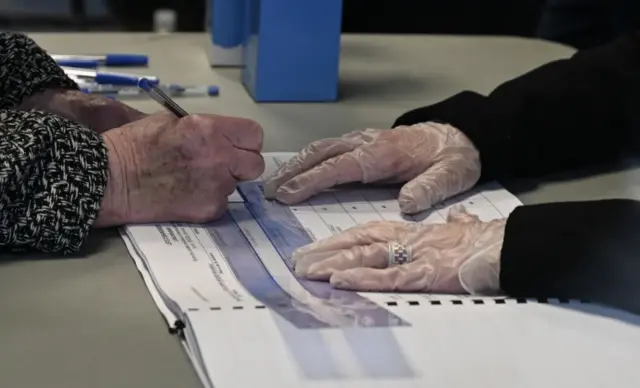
365, 220, 388, 228
230, 119, 264, 150
155, 110, 178, 121
182, 114, 209, 128
246, 120, 264, 142
306, 139, 326, 153
246, 153, 266, 179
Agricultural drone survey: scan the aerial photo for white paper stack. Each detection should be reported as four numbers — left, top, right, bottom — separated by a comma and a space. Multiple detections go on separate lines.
120, 152, 640, 388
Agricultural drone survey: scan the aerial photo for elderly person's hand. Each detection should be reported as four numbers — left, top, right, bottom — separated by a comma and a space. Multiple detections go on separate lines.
18, 88, 147, 133
264, 122, 481, 214
95, 111, 265, 226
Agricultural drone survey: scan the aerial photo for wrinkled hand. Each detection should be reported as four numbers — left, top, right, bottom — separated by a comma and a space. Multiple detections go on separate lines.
292, 206, 505, 295
96, 111, 265, 226
18, 89, 147, 133
264, 122, 481, 214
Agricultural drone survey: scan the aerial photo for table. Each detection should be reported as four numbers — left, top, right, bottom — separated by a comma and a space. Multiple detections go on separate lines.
0, 32, 629, 388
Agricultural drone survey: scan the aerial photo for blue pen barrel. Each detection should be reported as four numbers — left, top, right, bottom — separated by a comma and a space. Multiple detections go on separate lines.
94, 74, 159, 86
211, 0, 246, 48
55, 59, 99, 68
103, 54, 149, 67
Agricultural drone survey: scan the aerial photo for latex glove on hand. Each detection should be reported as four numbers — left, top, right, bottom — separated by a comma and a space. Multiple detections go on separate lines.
95, 111, 265, 226
264, 122, 481, 214
18, 89, 147, 133
292, 206, 505, 295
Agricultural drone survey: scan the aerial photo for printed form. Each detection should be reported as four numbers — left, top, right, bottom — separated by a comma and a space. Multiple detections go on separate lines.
122, 153, 523, 329
121, 153, 640, 388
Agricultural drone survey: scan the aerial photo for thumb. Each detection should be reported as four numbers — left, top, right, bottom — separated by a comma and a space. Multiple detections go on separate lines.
446, 205, 480, 224
398, 157, 480, 214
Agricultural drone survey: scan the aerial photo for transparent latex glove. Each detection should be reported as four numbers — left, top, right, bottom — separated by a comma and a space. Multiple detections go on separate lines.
292, 206, 505, 294
264, 122, 481, 214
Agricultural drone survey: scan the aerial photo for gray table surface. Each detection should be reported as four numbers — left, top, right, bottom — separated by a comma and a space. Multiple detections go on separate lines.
0, 32, 634, 388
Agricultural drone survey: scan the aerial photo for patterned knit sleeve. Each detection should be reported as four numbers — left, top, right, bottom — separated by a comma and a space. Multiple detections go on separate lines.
0, 109, 108, 254
0, 31, 78, 109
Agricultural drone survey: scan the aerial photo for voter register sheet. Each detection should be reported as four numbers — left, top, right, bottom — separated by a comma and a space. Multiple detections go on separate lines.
121, 153, 640, 388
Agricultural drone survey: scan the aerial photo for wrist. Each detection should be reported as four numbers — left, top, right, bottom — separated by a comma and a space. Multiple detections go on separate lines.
18, 88, 147, 133
18, 88, 86, 121
458, 219, 506, 295
94, 130, 132, 227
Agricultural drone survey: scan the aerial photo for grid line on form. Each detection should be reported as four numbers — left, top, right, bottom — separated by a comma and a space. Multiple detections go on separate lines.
334, 191, 366, 226
485, 193, 505, 217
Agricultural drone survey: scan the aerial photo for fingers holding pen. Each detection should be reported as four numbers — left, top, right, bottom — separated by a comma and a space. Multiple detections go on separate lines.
98, 109, 266, 226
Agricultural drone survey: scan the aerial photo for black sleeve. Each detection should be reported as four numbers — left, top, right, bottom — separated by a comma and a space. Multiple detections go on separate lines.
392, 33, 640, 183
0, 109, 108, 254
0, 31, 78, 108
499, 199, 640, 316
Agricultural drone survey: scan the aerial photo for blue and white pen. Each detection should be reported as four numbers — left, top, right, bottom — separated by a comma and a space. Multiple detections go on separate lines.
138, 78, 189, 118
63, 67, 159, 86
80, 84, 219, 98
53, 54, 148, 68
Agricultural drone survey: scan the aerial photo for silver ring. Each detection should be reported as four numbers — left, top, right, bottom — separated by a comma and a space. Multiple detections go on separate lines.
387, 242, 412, 266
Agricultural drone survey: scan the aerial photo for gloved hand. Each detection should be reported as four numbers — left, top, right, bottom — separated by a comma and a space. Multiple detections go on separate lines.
264, 122, 481, 214
95, 111, 265, 226
292, 206, 505, 295
18, 89, 147, 133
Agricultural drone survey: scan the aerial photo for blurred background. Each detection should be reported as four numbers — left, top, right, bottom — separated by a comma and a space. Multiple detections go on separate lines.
0, 0, 547, 36
3, 0, 640, 51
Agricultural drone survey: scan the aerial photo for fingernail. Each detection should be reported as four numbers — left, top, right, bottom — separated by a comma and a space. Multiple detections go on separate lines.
291, 248, 306, 263
329, 275, 348, 289
275, 191, 297, 205
279, 178, 304, 194
305, 262, 332, 281
293, 263, 307, 277
263, 181, 278, 198
398, 197, 421, 214
292, 244, 319, 264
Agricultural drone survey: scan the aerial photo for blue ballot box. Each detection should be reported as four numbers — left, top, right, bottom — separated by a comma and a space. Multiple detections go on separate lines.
209, 0, 246, 67
242, 0, 343, 102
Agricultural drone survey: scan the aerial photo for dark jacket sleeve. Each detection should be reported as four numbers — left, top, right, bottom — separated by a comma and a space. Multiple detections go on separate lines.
0, 31, 78, 108
0, 109, 108, 254
393, 33, 640, 183
499, 199, 640, 316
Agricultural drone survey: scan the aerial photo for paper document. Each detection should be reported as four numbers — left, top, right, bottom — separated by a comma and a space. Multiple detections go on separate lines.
121, 153, 640, 388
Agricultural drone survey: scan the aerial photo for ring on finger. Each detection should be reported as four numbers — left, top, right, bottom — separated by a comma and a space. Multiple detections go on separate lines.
387, 242, 413, 266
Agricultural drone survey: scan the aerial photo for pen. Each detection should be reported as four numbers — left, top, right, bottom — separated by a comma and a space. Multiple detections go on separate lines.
138, 78, 189, 117
53, 54, 148, 68
80, 84, 219, 98
63, 67, 159, 86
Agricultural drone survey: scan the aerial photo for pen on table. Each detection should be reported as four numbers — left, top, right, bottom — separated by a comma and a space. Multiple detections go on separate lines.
53, 54, 148, 68
80, 84, 219, 98
63, 67, 160, 86
138, 78, 189, 118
